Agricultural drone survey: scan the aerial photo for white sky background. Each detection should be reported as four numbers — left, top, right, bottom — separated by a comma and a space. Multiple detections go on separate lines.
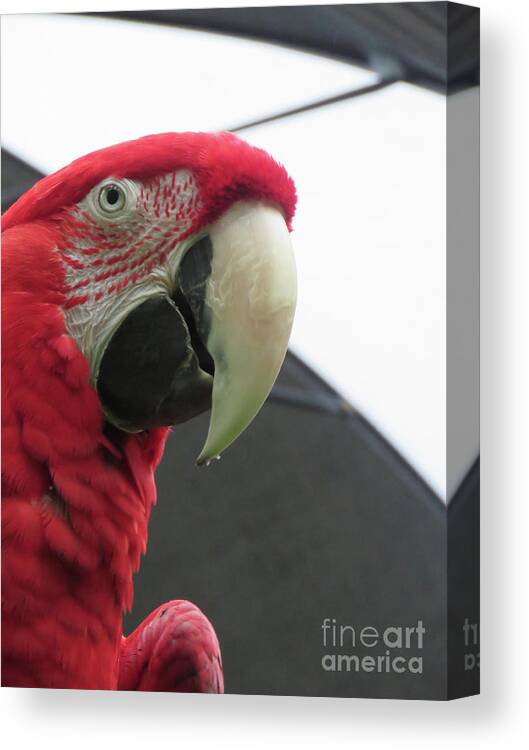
1, 13, 456, 500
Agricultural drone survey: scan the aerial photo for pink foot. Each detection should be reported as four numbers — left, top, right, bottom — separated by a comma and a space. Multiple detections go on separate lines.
119, 600, 224, 693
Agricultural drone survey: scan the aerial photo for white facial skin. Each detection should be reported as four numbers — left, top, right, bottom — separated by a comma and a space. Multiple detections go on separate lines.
61, 173, 297, 463
62, 170, 202, 382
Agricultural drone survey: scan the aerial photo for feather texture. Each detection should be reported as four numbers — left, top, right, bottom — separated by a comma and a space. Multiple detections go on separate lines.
2, 132, 296, 691
2, 221, 168, 687
119, 601, 223, 693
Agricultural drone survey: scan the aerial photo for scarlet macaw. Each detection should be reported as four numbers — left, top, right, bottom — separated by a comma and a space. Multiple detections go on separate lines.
1, 132, 297, 690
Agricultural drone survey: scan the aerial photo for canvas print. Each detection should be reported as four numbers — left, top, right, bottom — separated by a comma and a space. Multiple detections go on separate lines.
1, 3, 480, 700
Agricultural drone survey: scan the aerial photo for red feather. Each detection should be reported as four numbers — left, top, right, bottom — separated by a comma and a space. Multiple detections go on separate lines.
2, 132, 296, 690
119, 601, 223, 693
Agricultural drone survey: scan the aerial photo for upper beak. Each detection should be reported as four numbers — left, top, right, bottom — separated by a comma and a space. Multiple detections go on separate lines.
193, 201, 297, 465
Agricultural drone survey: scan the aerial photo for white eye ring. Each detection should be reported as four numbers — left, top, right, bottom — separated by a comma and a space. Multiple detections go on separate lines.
97, 182, 127, 214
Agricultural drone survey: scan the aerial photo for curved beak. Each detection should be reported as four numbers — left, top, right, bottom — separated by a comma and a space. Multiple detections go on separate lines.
96, 201, 296, 461
196, 201, 297, 465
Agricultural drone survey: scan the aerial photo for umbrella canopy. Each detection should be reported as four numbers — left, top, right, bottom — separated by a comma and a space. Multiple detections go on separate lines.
104, 2, 479, 93
1, 6, 479, 698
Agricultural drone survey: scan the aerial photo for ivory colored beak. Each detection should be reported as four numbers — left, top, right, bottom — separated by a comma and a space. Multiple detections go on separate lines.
196, 201, 297, 465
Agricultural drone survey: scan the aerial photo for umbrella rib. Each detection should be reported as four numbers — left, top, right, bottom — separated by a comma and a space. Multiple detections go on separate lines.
229, 77, 398, 133
1, 80, 397, 209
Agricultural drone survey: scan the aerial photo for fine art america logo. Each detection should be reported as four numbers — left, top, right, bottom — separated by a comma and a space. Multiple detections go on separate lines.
321, 618, 425, 675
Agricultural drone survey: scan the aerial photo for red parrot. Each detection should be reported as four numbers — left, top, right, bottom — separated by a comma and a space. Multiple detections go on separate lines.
1, 132, 297, 691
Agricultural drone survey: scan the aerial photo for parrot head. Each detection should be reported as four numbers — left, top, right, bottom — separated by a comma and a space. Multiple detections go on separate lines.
2, 132, 297, 465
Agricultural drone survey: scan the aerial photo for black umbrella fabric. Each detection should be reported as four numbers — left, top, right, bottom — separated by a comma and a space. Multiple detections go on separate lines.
98, 2, 479, 93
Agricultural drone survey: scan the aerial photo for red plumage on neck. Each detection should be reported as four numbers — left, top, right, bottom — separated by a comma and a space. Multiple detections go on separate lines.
1, 221, 168, 688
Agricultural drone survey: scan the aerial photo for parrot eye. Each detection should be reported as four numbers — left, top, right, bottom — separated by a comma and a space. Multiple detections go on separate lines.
98, 183, 127, 214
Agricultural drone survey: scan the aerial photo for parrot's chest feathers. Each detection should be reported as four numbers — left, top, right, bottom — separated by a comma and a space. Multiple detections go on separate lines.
1, 430, 161, 688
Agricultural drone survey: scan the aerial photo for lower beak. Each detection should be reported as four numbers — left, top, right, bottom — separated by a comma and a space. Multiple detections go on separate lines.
196, 201, 297, 465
